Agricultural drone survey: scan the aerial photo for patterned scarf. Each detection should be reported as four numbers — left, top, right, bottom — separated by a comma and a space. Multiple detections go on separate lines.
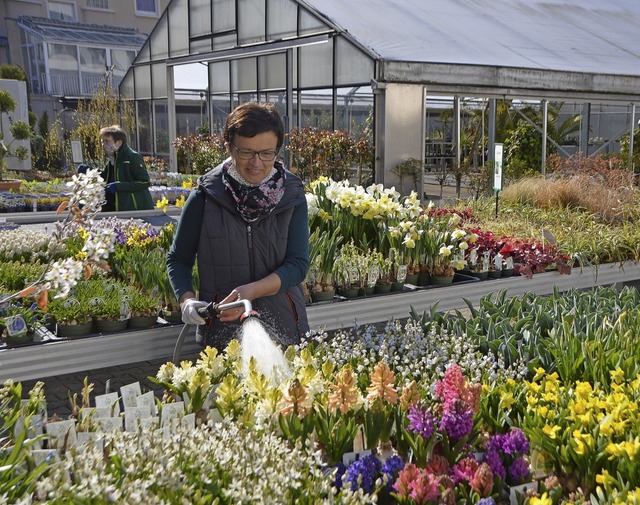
221, 159, 286, 222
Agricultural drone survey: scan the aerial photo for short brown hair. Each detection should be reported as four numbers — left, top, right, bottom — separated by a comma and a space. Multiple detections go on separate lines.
99, 125, 127, 144
223, 102, 285, 151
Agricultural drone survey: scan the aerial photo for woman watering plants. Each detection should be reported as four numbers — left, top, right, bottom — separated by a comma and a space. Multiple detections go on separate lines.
167, 102, 310, 349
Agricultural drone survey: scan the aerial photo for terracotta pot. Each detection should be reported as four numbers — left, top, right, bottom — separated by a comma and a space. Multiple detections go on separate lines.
0, 180, 22, 191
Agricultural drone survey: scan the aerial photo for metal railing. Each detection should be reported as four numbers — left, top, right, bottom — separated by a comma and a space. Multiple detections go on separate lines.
38, 73, 123, 97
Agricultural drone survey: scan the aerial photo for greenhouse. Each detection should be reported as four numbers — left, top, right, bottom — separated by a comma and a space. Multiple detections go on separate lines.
122, 0, 640, 192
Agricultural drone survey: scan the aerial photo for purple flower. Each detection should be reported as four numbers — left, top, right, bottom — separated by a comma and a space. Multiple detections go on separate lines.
483, 449, 506, 480
345, 454, 382, 494
439, 401, 473, 441
407, 403, 437, 440
478, 498, 496, 505
381, 455, 404, 491
507, 429, 530, 456
508, 456, 531, 484
331, 462, 347, 490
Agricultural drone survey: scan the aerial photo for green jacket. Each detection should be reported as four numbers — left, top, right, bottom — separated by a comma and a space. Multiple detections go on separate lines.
101, 144, 154, 211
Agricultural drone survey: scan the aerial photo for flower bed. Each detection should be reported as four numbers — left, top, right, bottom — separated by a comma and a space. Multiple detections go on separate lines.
3, 284, 640, 502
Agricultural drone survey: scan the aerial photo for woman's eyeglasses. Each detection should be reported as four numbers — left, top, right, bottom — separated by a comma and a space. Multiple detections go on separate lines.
231, 143, 278, 162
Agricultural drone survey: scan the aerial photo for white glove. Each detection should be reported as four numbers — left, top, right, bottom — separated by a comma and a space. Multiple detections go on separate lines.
180, 299, 209, 325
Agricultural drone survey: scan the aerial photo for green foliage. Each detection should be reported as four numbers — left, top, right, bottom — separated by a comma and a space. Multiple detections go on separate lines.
0, 65, 27, 82
0, 261, 47, 292
67, 80, 134, 165
286, 127, 374, 182
172, 133, 226, 174
619, 126, 640, 171
0, 89, 34, 180
415, 286, 640, 389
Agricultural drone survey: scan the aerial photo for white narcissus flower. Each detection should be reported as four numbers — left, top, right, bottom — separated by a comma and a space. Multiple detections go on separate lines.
44, 257, 84, 298
440, 245, 452, 257
305, 193, 319, 217
452, 228, 467, 240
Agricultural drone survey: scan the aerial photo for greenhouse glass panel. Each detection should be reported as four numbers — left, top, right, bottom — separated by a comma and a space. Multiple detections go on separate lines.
231, 58, 257, 93
47, 43, 78, 95
335, 36, 374, 86
149, 15, 169, 60
79, 47, 106, 95
299, 90, 334, 129
120, 71, 134, 100
134, 65, 152, 99
299, 8, 326, 36
111, 49, 136, 79
137, 41, 151, 63
168, 0, 189, 56
210, 96, 231, 133
190, 38, 212, 54
137, 100, 153, 153
154, 100, 170, 153
79, 47, 105, 76
213, 0, 235, 33
334, 87, 373, 138
152, 63, 167, 98
258, 53, 286, 91
298, 40, 333, 88
210, 61, 230, 93
189, 0, 211, 37
238, 0, 266, 45
47, 43, 77, 72
212, 32, 237, 51
267, 0, 297, 40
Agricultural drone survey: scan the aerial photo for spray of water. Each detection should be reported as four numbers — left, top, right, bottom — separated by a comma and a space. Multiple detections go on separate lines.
240, 318, 292, 385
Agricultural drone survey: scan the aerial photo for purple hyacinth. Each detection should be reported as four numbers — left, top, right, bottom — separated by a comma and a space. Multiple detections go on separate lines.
331, 462, 347, 490
439, 402, 474, 441
508, 456, 531, 483
506, 428, 530, 456
345, 454, 382, 494
483, 449, 506, 481
407, 403, 437, 440
381, 455, 405, 491
478, 498, 496, 505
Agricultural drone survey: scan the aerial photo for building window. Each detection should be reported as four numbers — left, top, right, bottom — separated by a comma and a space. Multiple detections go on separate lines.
135, 0, 158, 16
87, 0, 109, 9
48, 1, 76, 22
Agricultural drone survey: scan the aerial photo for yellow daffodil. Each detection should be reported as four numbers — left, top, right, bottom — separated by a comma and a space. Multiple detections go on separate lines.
529, 492, 552, 505
543, 424, 562, 439
156, 196, 169, 213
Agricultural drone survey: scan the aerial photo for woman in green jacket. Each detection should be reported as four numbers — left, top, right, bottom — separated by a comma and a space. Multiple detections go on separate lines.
99, 125, 154, 212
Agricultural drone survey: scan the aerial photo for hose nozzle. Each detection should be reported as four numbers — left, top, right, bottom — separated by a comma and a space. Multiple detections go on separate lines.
197, 299, 258, 322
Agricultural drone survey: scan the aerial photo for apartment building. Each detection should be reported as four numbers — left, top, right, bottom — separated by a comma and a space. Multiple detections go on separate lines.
0, 0, 169, 116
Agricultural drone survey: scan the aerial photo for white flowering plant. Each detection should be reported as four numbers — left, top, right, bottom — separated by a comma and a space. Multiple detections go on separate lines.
0, 168, 113, 309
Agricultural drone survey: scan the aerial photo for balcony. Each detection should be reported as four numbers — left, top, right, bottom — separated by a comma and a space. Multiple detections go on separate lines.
37, 72, 123, 98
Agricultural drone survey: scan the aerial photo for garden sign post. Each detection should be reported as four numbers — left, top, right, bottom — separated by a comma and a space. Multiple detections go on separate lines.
493, 143, 503, 218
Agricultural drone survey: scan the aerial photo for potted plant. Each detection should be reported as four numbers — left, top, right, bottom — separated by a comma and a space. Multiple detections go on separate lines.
308, 228, 342, 302
0, 304, 42, 345
127, 288, 159, 329
47, 297, 94, 338
0, 89, 33, 190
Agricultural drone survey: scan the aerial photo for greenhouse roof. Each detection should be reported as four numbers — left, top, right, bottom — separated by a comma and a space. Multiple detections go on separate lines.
302, 0, 640, 100
17, 16, 147, 48
306, 0, 639, 75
